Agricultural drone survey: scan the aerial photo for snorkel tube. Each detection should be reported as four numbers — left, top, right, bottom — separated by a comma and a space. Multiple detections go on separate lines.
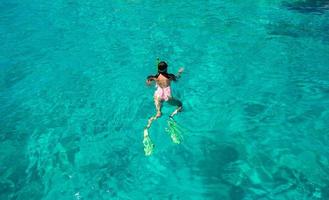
156, 58, 160, 70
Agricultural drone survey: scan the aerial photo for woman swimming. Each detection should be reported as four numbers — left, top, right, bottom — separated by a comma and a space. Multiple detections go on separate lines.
146, 61, 184, 119
142, 61, 184, 155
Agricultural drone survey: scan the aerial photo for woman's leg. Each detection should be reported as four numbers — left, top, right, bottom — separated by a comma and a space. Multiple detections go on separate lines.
154, 96, 162, 118
144, 97, 161, 129
168, 97, 182, 118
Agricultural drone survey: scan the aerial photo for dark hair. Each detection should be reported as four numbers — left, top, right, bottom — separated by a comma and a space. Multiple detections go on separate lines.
158, 61, 168, 73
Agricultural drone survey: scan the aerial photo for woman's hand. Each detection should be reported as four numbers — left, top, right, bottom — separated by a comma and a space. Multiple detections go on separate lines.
146, 79, 154, 85
146, 79, 151, 85
176, 67, 184, 79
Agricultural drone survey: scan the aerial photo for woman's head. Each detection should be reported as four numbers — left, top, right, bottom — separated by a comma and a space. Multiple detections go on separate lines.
158, 61, 168, 73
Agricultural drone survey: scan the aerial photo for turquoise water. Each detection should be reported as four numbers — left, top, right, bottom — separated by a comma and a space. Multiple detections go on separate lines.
1, 0, 329, 199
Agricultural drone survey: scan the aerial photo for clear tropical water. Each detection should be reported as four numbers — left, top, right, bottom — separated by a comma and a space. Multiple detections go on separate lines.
1, 0, 329, 199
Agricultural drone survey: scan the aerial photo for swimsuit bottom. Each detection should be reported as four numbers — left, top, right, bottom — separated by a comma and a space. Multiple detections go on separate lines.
154, 86, 171, 101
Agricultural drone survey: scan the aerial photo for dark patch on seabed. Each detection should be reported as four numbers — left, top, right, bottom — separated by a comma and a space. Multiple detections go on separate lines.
196, 138, 247, 199
266, 18, 329, 44
0, 62, 32, 90
243, 103, 266, 118
282, 0, 329, 14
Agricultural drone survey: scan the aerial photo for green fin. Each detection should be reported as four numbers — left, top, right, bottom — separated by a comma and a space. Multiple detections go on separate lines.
166, 118, 183, 144
143, 135, 154, 156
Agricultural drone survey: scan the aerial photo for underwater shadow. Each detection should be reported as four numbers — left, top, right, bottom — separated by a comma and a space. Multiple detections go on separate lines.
195, 138, 243, 198
282, 0, 329, 14
266, 18, 329, 44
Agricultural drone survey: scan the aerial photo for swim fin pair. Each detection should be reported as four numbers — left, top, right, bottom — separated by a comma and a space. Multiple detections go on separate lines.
143, 118, 184, 156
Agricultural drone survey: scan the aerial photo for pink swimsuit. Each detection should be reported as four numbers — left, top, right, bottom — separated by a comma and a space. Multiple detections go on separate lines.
154, 85, 171, 101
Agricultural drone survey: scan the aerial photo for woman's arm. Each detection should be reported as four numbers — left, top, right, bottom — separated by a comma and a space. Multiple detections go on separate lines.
168, 67, 184, 81
146, 75, 156, 85
175, 67, 184, 79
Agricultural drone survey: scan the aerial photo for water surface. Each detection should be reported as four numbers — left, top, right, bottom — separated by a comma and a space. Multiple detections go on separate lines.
1, 0, 329, 199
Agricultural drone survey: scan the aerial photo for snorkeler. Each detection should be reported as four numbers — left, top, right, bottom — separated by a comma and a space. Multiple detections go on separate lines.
142, 61, 184, 155
146, 61, 184, 120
